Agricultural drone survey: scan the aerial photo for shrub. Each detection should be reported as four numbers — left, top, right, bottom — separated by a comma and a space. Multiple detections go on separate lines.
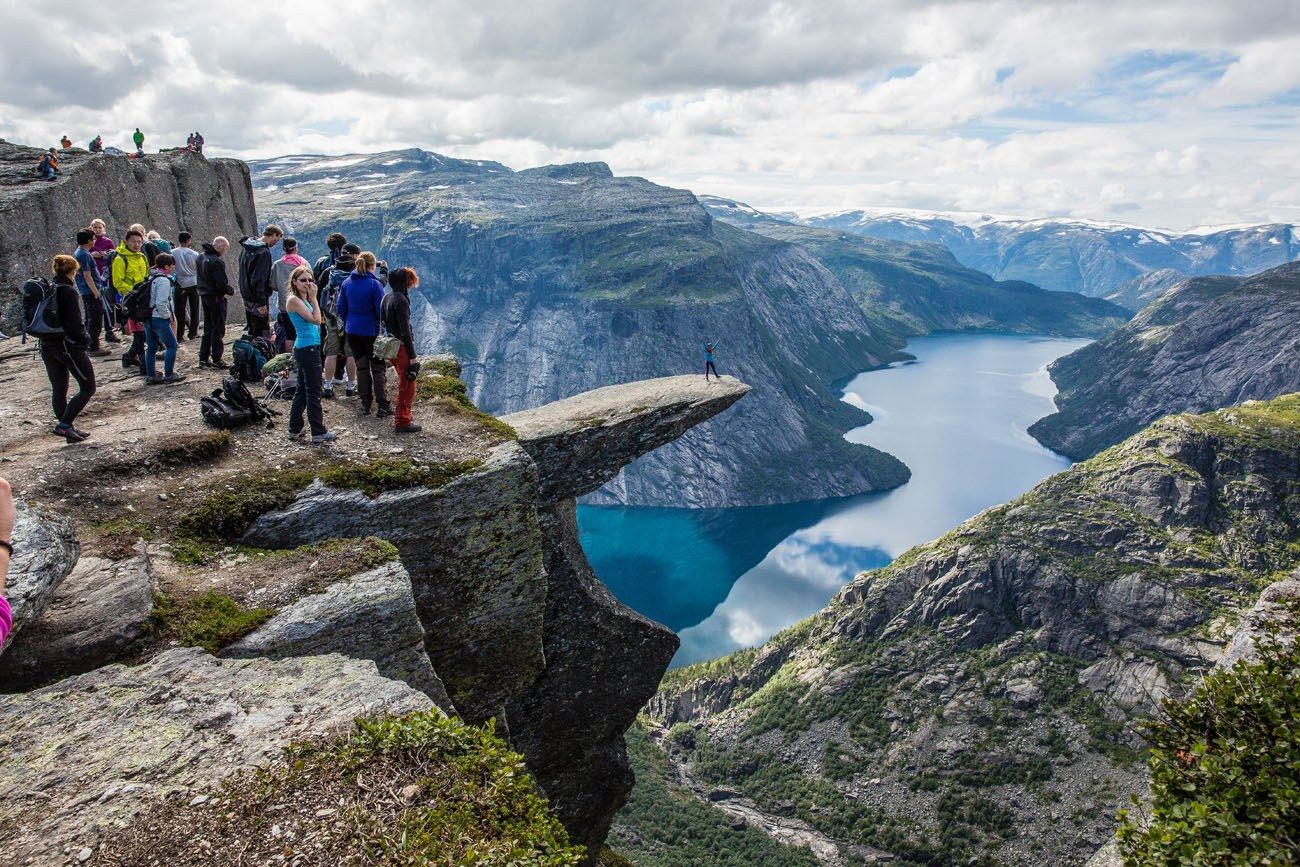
151, 590, 274, 653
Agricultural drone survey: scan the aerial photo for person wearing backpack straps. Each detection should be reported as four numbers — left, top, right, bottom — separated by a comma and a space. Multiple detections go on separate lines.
337, 251, 391, 417
38, 256, 97, 442
196, 236, 233, 370
112, 229, 150, 375
285, 265, 335, 444
87, 219, 120, 343
144, 253, 186, 385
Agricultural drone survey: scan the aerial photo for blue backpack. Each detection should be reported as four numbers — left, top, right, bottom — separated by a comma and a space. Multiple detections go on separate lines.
231, 335, 272, 383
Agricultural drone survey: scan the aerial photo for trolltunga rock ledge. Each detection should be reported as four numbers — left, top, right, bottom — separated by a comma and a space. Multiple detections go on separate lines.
0, 648, 432, 863
502, 374, 751, 503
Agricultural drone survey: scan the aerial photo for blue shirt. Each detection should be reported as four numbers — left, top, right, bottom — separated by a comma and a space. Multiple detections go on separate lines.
288, 299, 321, 349
74, 247, 99, 296
336, 272, 385, 337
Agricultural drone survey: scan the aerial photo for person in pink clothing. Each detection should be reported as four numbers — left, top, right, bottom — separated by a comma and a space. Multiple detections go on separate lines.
271, 237, 310, 353
0, 477, 15, 647
89, 219, 121, 344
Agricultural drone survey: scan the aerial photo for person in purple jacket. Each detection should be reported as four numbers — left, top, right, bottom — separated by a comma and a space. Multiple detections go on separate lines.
336, 251, 391, 417
0, 476, 14, 648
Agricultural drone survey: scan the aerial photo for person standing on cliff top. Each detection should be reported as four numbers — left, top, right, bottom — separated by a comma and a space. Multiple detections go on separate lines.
74, 229, 109, 357
271, 237, 309, 353
40, 255, 98, 442
88, 219, 119, 343
383, 267, 422, 434
133, 127, 144, 156
703, 339, 722, 381
171, 232, 201, 342
196, 236, 233, 369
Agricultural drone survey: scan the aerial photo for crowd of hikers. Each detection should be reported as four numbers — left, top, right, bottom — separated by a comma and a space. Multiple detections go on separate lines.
34, 129, 205, 180
22, 220, 426, 444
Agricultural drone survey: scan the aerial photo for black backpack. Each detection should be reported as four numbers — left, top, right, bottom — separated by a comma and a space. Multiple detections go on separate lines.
200, 377, 275, 429
23, 278, 63, 339
124, 278, 154, 322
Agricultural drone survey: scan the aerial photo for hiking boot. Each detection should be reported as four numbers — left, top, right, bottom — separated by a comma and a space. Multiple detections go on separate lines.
376, 407, 394, 419
104, 334, 121, 344
345, 386, 358, 398
322, 386, 335, 399
210, 360, 230, 370
311, 431, 337, 444
52, 423, 87, 443
162, 373, 187, 384
395, 423, 422, 434
90, 347, 112, 357
361, 405, 373, 416
71, 426, 92, 440
198, 360, 211, 368
288, 429, 305, 441
145, 375, 164, 385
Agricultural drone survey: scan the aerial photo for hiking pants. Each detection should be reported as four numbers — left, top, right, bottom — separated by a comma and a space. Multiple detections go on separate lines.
392, 345, 417, 428
289, 345, 327, 436
705, 360, 719, 379
346, 333, 390, 413
82, 294, 104, 351
128, 329, 147, 375
146, 317, 178, 378
200, 294, 227, 362
245, 308, 269, 340
174, 285, 199, 339
40, 341, 96, 426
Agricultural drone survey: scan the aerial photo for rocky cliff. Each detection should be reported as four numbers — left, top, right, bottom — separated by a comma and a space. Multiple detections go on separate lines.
1029, 262, 1300, 460
0, 322, 749, 864
252, 150, 914, 507
801, 208, 1298, 299
702, 196, 1130, 338
0, 140, 256, 333
623, 394, 1300, 866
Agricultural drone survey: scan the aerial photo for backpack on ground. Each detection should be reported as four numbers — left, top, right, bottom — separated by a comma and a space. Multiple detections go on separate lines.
124, 278, 154, 323
231, 336, 268, 383
22, 278, 63, 340
201, 376, 276, 429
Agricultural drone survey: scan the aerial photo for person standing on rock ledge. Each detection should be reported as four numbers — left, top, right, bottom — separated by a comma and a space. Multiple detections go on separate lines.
73, 229, 109, 357
238, 225, 283, 339
284, 265, 334, 444
132, 127, 145, 156
196, 236, 234, 370
703, 339, 722, 381
383, 267, 422, 434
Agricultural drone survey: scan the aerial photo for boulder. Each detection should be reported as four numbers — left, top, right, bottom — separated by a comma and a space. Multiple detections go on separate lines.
0, 499, 78, 655
503, 374, 751, 503
222, 560, 453, 711
1218, 572, 1300, 669
0, 553, 154, 691
0, 648, 432, 863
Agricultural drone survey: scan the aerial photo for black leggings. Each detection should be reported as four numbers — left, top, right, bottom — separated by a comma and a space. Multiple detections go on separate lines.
346, 333, 390, 412
41, 341, 97, 426
705, 360, 719, 378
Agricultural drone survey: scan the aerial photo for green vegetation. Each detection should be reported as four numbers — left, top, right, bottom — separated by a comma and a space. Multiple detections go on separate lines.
150, 590, 274, 653
1117, 601, 1300, 866
102, 711, 584, 866
416, 373, 518, 440
612, 723, 820, 867
88, 516, 156, 559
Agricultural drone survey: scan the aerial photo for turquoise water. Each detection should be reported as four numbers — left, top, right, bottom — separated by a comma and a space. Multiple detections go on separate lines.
577, 332, 1089, 666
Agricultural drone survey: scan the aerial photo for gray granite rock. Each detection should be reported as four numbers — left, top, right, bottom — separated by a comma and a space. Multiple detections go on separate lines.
222, 560, 453, 711
1, 499, 78, 656
0, 648, 432, 863
504, 374, 751, 503
1217, 572, 1300, 669
0, 553, 154, 691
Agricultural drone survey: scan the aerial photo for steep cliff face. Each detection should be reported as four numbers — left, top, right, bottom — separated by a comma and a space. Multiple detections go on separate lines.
802, 208, 1298, 298
626, 395, 1300, 866
0, 140, 256, 332
251, 150, 908, 507
1030, 262, 1300, 459
0, 327, 750, 863
702, 195, 1131, 338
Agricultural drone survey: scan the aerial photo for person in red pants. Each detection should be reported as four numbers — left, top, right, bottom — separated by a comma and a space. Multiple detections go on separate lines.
382, 267, 422, 433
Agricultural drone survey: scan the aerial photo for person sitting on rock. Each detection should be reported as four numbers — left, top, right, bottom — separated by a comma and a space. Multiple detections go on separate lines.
0, 476, 14, 647
36, 149, 58, 181
60, 135, 72, 150
703, 339, 722, 381
88, 135, 103, 153
40, 255, 97, 442
383, 267, 422, 434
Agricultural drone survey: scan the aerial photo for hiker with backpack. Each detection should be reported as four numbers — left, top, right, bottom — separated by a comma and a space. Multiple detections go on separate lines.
143, 253, 185, 385
383, 267, 423, 434
337, 251, 391, 418
238, 225, 283, 339
144, 230, 171, 266
34, 256, 97, 442
73, 229, 110, 357
112, 230, 150, 375
284, 265, 335, 444
321, 250, 358, 399
271, 237, 309, 353
171, 232, 201, 341
196, 237, 233, 369
133, 128, 145, 156
36, 149, 58, 181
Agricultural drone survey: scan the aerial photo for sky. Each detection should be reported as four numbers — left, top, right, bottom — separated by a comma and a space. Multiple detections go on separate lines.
2, 0, 1298, 231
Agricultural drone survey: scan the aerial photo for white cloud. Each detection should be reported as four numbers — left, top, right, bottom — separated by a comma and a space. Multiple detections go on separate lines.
1, 0, 1298, 229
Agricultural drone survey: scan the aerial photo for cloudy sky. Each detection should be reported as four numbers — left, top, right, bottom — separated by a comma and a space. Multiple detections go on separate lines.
3, 0, 1298, 229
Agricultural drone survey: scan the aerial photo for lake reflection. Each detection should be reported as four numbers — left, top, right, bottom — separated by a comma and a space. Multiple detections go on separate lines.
577, 333, 1089, 666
